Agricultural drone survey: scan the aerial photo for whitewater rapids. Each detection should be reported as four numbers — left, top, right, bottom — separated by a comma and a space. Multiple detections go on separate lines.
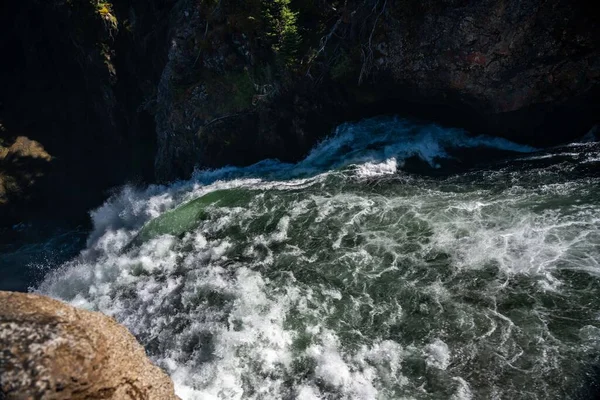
38, 117, 600, 399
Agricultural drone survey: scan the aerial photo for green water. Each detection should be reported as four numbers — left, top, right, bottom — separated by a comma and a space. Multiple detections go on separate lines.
38, 118, 600, 399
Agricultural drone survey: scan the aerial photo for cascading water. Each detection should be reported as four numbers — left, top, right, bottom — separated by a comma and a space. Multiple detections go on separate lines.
37, 117, 600, 399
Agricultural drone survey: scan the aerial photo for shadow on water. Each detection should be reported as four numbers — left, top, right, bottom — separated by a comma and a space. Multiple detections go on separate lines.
0, 223, 88, 292
577, 359, 600, 400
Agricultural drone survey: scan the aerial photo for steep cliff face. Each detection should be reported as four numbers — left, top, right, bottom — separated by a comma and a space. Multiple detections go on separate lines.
1, 0, 598, 212
380, 0, 599, 141
153, 0, 599, 181
0, 291, 180, 399
0, 0, 169, 225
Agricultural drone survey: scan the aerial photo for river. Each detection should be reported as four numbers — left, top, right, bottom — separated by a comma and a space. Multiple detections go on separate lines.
34, 117, 600, 399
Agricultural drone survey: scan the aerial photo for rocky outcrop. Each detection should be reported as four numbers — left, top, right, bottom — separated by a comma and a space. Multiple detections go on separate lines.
0, 291, 180, 400
0, 135, 52, 206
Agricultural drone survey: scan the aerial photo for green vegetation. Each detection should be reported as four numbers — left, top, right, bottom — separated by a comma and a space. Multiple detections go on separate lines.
62, 0, 119, 79
65, 0, 118, 31
262, 0, 302, 68
202, 70, 255, 112
95, 1, 118, 30
224, 71, 255, 110
175, 0, 387, 123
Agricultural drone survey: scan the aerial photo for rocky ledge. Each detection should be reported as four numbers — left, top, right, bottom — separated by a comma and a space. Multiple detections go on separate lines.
0, 291, 180, 400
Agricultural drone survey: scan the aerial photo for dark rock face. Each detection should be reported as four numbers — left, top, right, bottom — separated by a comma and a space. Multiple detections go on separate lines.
0, 0, 169, 226
381, 0, 600, 144
152, 0, 599, 181
0, 291, 180, 399
1, 0, 598, 203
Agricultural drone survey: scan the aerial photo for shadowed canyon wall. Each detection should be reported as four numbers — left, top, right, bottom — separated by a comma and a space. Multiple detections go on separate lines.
1, 0, 598, 225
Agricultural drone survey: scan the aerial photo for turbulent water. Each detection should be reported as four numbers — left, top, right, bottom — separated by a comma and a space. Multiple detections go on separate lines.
38, 117, 600, 399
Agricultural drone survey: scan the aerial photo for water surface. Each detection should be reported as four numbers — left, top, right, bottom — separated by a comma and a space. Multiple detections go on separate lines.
38, 118, 600, 399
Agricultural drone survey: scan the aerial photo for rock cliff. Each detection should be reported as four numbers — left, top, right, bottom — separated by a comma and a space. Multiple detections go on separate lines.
0, 0, 169, 226
0, 0, 598, 220
153, 0, 599, 179
0, 291, 180, 400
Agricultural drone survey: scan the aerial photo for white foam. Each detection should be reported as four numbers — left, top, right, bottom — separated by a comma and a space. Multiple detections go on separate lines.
354, 158, 399, 178
296, 385, 323, 400
35, 116, 600, 400
451, 377, 473, 400
298, 117, 535, 174
425, 192, 600, 284
423, 339, 451, 370
304, 332, 405, 399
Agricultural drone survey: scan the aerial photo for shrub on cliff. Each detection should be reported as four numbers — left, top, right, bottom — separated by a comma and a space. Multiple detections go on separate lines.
262, 0, 302, 68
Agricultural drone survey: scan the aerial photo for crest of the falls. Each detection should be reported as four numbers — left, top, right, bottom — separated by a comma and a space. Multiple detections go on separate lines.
38, 117, 600, 400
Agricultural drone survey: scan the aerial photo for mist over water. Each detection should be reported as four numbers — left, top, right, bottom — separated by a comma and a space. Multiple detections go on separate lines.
38, 118, 600, 399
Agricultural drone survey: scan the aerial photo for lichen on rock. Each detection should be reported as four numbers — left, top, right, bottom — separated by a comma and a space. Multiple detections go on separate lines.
0, 291, 180, 400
